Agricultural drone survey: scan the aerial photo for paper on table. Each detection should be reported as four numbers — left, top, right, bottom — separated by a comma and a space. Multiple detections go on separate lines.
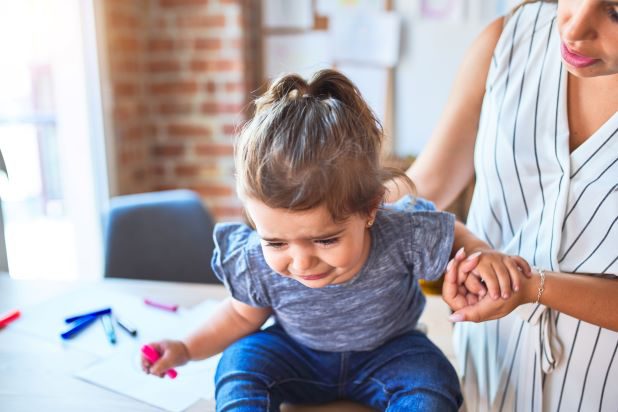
76, 346, 221, 412
12, 285, 219, 357
76, 299, 222, 411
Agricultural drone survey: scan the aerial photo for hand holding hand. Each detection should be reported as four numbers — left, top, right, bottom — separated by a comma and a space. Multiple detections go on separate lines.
141, 339, 191, 378
442, 248, 535, 323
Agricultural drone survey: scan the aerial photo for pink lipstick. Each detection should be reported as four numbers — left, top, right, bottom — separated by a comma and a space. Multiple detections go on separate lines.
561, 42, 598, 68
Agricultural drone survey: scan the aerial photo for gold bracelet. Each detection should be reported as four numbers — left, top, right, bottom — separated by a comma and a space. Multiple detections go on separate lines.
533, 267, 546, 305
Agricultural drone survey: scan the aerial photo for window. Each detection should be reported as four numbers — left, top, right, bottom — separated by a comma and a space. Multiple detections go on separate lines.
0, 0, 107, 279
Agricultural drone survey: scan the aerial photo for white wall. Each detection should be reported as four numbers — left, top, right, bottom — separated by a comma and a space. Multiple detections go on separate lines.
393, 0, 515, 156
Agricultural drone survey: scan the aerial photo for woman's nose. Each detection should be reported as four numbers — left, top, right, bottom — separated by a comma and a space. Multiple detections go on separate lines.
562, 1, 597, 43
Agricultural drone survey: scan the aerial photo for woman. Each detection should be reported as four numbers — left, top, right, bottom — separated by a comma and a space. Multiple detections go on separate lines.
391, 0, 618, 410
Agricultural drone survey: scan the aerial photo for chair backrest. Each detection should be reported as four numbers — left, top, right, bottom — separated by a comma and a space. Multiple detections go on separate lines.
103, 189, 219, 284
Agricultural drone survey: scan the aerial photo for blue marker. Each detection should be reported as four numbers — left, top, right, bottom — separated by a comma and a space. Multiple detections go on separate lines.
60, 314, 98, 339
115, 316, 138, 337
64, 308, 112, 323
100, 314, 117, 344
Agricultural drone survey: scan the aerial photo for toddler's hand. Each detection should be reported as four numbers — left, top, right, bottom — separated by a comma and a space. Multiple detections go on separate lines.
464, 249, 532, 300
141, 339, 190, 378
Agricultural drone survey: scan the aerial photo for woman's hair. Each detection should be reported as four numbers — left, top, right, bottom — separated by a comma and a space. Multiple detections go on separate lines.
235, 69, 413, 222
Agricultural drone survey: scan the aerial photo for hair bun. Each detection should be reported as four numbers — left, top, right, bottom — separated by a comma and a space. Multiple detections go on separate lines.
256, 74, 308, 112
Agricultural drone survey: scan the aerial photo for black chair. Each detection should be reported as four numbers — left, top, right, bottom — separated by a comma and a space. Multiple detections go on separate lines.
103, 189, 219, 284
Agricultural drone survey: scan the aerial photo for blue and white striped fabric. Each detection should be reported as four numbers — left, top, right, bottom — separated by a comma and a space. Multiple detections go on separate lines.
454, 2, 618, 411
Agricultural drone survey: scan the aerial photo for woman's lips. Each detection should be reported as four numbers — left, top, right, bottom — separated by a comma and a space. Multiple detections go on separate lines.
561, 42, 599, 68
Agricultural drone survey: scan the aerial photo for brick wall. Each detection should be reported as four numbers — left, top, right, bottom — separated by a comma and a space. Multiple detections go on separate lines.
99, 0, 260, 221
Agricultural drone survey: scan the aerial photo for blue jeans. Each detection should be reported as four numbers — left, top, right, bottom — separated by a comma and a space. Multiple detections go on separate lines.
214, 325, 462, 411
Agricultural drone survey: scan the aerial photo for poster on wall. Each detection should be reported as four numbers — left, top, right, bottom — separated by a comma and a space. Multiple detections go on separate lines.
264, 32, 332, 80
262, 0, 313, 29
330, 10, 400, 67
337, 63, 388, 124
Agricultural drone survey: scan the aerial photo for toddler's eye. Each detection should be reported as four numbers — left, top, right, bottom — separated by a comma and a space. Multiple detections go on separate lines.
264, 241, 286, 249
315, 237, 339, 246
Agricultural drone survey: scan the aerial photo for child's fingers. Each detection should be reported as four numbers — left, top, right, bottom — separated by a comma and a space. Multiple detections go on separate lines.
463, 274, 486, 296
466, 292, 479, 306
512, 256, 532, 277
492, 263, 513, 299
504, 258, 523, 292
472, 268, 500, 300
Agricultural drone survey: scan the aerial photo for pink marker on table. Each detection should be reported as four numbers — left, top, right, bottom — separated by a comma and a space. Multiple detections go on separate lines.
141, 344, 178, 379
144, 298, 178, 312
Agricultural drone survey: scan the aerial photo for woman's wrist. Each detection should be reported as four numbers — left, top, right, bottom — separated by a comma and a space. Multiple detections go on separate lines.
524, 268, 547, 304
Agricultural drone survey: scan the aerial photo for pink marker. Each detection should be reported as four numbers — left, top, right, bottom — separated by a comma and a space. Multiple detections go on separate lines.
144, 298, 179, 312
141, 344, 178, 379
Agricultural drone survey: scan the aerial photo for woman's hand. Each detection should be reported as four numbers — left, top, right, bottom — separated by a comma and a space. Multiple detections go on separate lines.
443, 249, 535, 323
463, 249, 532, 300
141, 339, 191, 378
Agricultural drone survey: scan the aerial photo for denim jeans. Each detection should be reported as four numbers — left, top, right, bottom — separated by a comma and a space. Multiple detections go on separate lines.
214, 324, 462, 411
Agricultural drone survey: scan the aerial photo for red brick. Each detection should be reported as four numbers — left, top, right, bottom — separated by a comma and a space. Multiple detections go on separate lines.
190, 59, 241, 72
158, 102, 193, 115
176, 14, 225, 28
168, 124, 211, 138
106, 9, 139, 29
222, 124, 238, 136
195, 143, 234, 156
152, 144, 185, 157
122, 125, 144, 141
224, 82, 244, 92
114, 82, 139, 97
192, 184, 234, 197
194, 38, 222, 50
160, 0, 208, 7
148, 38, 174, 52
210, 205, 243, 220
174, 163, 218, 177
110, 58, 141, 73
109, 35, 140, 53
150, 81, 198, 95
201, 102, 244, 114
205, 81, 216, 93
147, 60, 181, 73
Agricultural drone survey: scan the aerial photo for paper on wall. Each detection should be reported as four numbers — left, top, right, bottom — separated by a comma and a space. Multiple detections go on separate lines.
330, 10, 401, 67
262, 0, 313, 29
264, 32, 332, 80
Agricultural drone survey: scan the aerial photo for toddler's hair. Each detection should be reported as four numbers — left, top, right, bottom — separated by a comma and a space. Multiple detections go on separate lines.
236, 69, 412, 222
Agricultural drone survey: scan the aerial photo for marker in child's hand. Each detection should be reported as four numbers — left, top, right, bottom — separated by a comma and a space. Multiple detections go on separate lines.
141, 344, 178, 379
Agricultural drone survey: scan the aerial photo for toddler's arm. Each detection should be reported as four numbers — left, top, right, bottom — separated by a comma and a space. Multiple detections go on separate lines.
143, 297, 272, 378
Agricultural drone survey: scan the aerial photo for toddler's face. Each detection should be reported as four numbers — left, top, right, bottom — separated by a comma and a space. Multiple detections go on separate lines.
244, 198, 373, 288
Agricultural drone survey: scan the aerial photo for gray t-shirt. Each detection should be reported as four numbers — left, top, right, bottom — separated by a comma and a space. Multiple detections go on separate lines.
212, 196, 455, 352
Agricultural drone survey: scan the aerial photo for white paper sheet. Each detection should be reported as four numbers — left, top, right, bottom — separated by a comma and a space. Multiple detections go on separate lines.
264, 32, 332, 80
262, 0, 313, 29
330, 10, 401, 67
77, 345, 221, 412
336, 64, 388, 123
11, 286, 218, 357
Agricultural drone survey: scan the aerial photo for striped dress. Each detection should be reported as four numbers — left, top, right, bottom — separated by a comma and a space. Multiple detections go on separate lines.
454, 2, 618, 411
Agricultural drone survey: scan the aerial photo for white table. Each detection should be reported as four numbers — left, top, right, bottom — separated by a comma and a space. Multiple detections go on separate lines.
0, 277, 454, 412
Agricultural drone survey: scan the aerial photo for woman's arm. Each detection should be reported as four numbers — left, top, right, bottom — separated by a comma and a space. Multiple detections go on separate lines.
184, 297, 272, 360
387, 17, 504, 208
